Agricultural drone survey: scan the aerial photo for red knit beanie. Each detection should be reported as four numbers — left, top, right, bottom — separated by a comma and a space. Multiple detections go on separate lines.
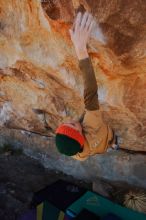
56, 125, 85, 147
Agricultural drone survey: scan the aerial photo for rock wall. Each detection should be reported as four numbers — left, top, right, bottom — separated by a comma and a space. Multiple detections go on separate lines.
1, 127, 146, 189
0, 0, 146, 152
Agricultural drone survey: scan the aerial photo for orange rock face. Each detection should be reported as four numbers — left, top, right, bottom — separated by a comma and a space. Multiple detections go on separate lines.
0, 0, 146, 151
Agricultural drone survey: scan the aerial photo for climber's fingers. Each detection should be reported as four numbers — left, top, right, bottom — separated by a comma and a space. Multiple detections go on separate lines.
85, 13, 94, 31
69, 12, 81, 39
69, 19, 75, 37
87, 19, 95, 33
69, 11, 94, 43
69, 28, 73, 39
74, 12, 82, 33
80, 11, 88, 30
72, 20, 75, 32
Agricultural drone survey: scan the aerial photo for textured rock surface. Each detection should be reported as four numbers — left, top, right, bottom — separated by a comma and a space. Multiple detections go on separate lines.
1, 127, 146, 190
0, 0, 146, 151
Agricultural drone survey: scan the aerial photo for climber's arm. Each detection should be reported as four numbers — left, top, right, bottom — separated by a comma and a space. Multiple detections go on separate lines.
69, 12, 99, 110
79, 57, 99, 110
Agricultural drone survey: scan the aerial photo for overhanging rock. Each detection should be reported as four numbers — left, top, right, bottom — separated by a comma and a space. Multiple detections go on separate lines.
0, 0, 146, 188
0, 0, 146, 151
0, 128, 146, 189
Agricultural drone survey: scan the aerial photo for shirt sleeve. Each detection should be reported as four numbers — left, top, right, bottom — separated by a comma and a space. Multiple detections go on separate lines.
79, 57, 99, 111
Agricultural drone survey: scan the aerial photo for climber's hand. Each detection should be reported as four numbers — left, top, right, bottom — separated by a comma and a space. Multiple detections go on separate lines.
69, 12, 95, 60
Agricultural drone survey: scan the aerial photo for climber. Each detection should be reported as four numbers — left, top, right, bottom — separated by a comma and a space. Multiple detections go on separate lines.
55, 11, 118, 161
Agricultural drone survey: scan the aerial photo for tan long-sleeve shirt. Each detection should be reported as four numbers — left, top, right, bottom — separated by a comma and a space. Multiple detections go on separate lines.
72, 57, 113, 161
